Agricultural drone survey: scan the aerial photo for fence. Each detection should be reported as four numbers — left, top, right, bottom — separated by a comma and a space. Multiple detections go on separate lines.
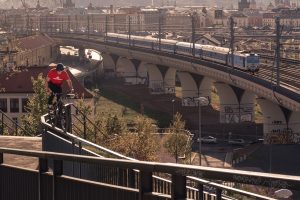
1, 147, 300, 200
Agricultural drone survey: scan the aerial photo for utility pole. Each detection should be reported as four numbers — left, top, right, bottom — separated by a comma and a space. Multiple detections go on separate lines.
275, 16, 281, 87
191, 12, 196, 57
158, 10, 162, 51
68, 15, 71, 32
75, 15, 78, 32
128, 16, 132, 46
45, 15, 48, 33
87, 14, 90, 38
105, 15, 108, 40
229, 16, 235, 68
26, 13, 29, 35
14, 14, 17, 32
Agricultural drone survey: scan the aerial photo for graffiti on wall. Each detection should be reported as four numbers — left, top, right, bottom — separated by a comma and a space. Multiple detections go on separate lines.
222, 104, 253, 123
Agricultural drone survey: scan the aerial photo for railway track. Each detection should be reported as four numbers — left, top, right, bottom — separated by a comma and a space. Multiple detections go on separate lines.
260, 54, 300, 65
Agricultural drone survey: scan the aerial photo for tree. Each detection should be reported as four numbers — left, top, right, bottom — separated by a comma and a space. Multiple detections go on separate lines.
105, 114, 126, 137
74, 98, 94, 140
21, 73, 48, 136
131, 116, 159, 161
163, 112, 192, 162
108, 116, 159, 161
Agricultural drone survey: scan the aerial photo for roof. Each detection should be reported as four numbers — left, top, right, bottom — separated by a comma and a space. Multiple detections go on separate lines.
16, 34, 55, 51
199, 34, 221, 46
0, 66, 93, 99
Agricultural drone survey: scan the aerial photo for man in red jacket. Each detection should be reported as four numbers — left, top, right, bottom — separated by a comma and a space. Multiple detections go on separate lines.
45, 63, 74, 107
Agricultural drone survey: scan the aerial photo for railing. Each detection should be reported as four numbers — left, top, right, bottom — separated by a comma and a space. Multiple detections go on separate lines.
0, 110, 33, 136
40, 110, 296, 199
1, 147, 300, 200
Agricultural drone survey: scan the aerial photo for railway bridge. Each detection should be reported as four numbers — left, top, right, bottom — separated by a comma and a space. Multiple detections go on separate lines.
51, 33, 300, 142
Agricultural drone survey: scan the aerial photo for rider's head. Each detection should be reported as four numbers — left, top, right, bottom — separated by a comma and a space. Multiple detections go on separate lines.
56, 63, 64, 73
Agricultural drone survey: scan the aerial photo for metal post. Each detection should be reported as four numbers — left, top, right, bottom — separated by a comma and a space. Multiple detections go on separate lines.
198, 183, 203, 200
68, 15, 71, 32
275, 16, 281, 86
75, 15, 78, 32
26, 13, 29, 35
175, 130, 178, 163
83, 115, 87, 139
128, 16, 131, 46
198, 102, 202, 166
172, 99, 175, 118
0, 153, 3, 164
105, 15, 108, 39
216, 188, 222, 200
45, 15, 48, 33
172, 99, 177, 163
191, 12, 196, 57
65, 105, 72, 133
79, 142, 82, 178
171, 175, 186, 199
87, 14, 90, 38
1, 113, 3, 135
53, 160, 63, 200
128, 169, 135, 188
139, 171, 153, 199
229, 16, 235, 68
39, 15, 41, 33
158, 11, 162, 51
15, 122, 18, 136
39, 158, 48, 200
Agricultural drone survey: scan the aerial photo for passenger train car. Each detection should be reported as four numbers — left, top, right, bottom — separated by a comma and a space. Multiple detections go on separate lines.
106, 33, 260, 72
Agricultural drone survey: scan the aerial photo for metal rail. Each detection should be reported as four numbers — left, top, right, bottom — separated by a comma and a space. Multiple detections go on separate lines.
1, 147, 300, 200
0, 110, 33, 136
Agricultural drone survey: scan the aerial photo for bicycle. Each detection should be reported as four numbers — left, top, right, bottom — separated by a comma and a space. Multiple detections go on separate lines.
48, 92, 75, 130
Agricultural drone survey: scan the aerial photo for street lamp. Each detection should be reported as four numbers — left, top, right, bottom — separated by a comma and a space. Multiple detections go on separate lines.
93, 88, 100, 115
172, 99, 175, 118
171, 99, 177, 163
195, 96, 209, 166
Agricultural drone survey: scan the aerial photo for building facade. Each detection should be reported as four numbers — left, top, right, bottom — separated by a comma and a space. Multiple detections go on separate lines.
0, 66, 93, 124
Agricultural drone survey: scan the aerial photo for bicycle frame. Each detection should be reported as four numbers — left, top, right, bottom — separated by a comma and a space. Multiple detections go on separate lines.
48, 93, 75, 130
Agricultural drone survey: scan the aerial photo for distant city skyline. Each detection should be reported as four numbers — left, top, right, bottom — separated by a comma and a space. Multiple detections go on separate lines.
0, 0, 300, 9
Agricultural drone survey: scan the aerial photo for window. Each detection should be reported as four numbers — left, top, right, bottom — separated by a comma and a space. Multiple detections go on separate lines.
0, 99, 7, 112
22, 98, 29, 113
10, 99, 19, 113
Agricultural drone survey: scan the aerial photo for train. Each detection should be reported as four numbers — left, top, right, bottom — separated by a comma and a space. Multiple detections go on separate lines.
106, 33, 260, 72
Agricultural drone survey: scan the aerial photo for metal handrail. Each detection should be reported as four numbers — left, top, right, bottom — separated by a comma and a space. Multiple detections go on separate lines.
0, 110, 33, 136
69, 104, 108, 139
41, 113, 136, 161
1, 147, 300, 192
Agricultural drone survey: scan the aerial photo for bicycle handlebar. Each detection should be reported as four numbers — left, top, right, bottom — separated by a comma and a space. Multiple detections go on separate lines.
52, 92, 75, 99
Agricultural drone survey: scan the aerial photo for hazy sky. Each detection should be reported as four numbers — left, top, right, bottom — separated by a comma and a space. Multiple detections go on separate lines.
1, 0, 300, 9
66, 0, 300, 8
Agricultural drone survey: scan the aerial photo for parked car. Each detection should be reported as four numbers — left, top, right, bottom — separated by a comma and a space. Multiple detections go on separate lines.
197, 136, 217, 144
250, 138, 264, 144
228, 139, 245, 145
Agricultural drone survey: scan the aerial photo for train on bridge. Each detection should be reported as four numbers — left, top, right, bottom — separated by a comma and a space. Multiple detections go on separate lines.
106, 33, 260, 72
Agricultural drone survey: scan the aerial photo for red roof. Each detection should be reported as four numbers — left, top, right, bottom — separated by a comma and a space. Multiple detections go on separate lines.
0, 66, 93, 99
16, 34, 55, 50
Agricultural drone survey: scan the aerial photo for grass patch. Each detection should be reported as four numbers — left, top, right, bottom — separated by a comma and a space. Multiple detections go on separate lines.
97, 87, 172, 127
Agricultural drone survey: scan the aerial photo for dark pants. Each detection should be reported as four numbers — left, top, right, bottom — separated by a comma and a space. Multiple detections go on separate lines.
48, 82, 62, 105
